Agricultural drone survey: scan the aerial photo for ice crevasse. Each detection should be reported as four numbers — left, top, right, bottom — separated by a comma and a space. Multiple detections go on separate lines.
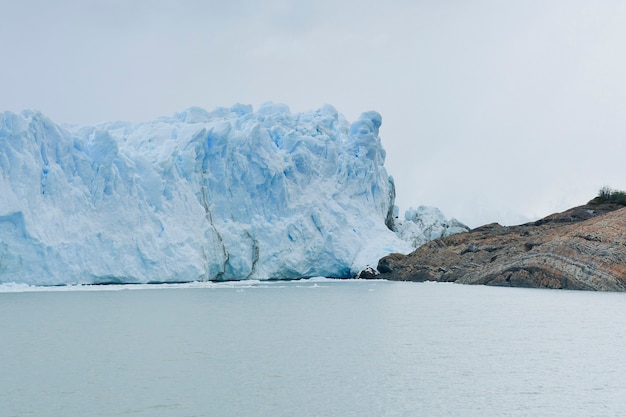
0, 103, 422, 285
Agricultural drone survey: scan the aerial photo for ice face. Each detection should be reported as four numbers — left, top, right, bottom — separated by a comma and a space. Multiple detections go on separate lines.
394, 205, 470, 249
0, 104, 414, 285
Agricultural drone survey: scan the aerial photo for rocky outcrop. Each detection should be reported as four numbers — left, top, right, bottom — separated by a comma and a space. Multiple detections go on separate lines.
377, 202, 626, 291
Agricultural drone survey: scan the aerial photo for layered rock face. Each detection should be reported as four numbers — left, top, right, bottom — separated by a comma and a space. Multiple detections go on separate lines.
378, 203, 626, 291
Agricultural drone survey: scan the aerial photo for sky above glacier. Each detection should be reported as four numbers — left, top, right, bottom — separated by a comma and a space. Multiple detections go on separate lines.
3, 0, 626, 227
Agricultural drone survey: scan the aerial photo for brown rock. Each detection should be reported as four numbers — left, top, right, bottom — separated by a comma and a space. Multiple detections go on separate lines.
378, 203, 626, 291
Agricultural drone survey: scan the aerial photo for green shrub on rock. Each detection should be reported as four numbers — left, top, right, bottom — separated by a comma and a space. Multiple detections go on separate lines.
590, 186, 626, 205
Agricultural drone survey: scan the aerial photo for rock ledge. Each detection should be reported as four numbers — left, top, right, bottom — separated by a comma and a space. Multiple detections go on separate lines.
377, 203, 626, 291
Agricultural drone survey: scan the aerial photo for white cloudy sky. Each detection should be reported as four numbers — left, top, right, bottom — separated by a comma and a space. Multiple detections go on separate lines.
2, 0, 626, 227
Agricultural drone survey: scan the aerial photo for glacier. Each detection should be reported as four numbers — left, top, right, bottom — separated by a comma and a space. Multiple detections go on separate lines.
1, 103, 424, 285
394, 206, 470, 248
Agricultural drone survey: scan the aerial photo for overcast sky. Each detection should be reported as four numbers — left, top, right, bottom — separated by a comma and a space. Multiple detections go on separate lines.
3, 0, 626, 227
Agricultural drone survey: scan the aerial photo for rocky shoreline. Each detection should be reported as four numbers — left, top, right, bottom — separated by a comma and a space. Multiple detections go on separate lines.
376, 201, 626, 291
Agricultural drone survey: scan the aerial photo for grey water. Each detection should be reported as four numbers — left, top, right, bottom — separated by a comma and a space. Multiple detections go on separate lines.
1, 279, 626, 417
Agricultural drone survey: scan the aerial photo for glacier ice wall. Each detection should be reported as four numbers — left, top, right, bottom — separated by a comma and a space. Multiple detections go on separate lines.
0, 104, 413, 285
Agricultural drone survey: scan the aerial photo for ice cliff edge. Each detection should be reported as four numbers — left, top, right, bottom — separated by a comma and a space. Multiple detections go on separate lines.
0, 104, 413, 285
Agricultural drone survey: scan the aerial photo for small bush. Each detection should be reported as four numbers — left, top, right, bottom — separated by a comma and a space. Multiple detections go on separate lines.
590, 186, 626, 205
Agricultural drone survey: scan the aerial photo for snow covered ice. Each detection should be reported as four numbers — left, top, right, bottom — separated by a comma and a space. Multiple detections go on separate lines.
0, 104, 465, 285
394, 206, 470, 248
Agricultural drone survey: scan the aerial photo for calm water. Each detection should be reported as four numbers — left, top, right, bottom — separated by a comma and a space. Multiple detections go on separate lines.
1, 279, 626, 417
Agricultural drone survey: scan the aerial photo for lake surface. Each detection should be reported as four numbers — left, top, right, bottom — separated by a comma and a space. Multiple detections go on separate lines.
1, 279, 626, 417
